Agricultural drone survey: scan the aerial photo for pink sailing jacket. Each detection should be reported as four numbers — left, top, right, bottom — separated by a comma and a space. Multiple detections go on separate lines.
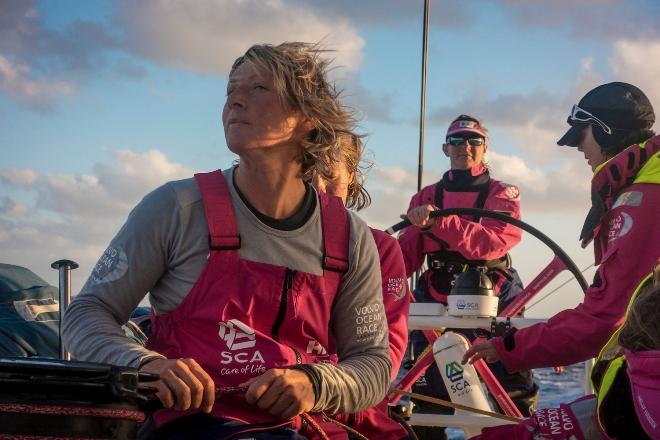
332, 229, 411, 440
492, 137, 660, 372
471, 395, 600, 440
398, 165, 522, 301
371, 228, 411, 377
147, 170, 352, 438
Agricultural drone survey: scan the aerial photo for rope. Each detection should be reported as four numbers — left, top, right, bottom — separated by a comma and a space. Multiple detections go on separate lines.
321, 414, 369, 440
389, 388, 522, 423
214, 385, 248, 394
389, 411, 420, 440
0, 402, 145, 422
525, 263, 595, 311
0, 436, 99, 440
410, 336, 437, 364
216, 386, 339, 439
299, 413, 329, 440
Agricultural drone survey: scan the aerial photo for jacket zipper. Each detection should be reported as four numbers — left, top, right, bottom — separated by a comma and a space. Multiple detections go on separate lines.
270, 268, 306, 433
272, 268, 295, 342
271, 267, 302, 364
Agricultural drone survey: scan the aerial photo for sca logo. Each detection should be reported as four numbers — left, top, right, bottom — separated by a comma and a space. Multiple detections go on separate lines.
218, 319, 264, 367
306, 340, 328, 355
446, 361, 471, 395
456, 299, 466, 310
218, 319, 256, 350
445, 361, 464, 382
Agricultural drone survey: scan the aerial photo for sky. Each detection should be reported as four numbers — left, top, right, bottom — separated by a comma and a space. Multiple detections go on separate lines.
1, 0, 659, 318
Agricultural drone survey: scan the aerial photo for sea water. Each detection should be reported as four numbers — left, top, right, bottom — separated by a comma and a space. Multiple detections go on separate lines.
446, 363, 587, 439
535, 363, 587, 408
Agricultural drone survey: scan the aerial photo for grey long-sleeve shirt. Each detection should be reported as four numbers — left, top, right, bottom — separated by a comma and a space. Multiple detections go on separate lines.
61, 168, 391, 414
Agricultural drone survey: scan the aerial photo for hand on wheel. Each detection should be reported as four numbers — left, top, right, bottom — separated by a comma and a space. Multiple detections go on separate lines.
403, 204, 438, 230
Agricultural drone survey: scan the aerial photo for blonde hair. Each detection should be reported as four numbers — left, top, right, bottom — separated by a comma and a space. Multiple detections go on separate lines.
336, 133, 371, 211
231, 42, 360, 179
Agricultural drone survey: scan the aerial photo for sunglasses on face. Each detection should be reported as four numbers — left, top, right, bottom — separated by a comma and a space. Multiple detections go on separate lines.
569, 104, 612, 135
446, 136, 485, 147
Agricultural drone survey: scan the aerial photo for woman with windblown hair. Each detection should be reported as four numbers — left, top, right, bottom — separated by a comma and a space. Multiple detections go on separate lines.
62, 42, 391, 439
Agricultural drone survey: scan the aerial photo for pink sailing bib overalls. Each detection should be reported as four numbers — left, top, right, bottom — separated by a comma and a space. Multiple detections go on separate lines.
147, 170, 351, 438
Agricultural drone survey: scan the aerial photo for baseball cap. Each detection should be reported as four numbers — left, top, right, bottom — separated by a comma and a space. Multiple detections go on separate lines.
446, 115, 488, 138
626, 349, 660, 439
558, 82, 655, 147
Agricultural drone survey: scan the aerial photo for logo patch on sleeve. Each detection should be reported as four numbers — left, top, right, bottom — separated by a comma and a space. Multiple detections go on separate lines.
386, 277, 406, 301
90, 246, 128, 285
503, 184, 520, 200
612, 191, 643, 209
354, 303, 383, 342
607, 212, 633, 243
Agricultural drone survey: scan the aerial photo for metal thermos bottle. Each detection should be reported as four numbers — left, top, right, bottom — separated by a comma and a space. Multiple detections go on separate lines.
433, 331, 492, 438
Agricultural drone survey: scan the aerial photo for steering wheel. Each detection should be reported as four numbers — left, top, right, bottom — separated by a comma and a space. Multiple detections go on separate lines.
386, 208, 589, 417
387, 208, 588, 317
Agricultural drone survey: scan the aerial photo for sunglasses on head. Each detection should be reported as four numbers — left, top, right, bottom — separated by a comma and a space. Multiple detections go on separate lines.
446, 136, 485, 147
569, 104, 612, 135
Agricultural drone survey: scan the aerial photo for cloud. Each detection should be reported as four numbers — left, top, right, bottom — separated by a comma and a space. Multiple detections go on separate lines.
428, 89, 564, 130
0, 167, 38, 186
118, 0, 365, 76
30, 149, 193, 220
360, 165, 434, 230
422, 54, 628, 163
0, 0, 40, 57
0, 196, 30, 217
1, 0, 368, 109
609, 39, 660, 113
373, 165, 423, 188
344, 84, 398, 123
1, 0, 126, 71
35, 173, 129, 220
0, 0, 136, 108
287, 0, 472, 29
486, 151, 592, 213
0, 149, 192, 292
93, 149, 193, 203
424, 54, 607, 136
501, 0, 660, 41
569, 57, 608, 102
0, 54, 75, 109
482, 40, 660, 158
